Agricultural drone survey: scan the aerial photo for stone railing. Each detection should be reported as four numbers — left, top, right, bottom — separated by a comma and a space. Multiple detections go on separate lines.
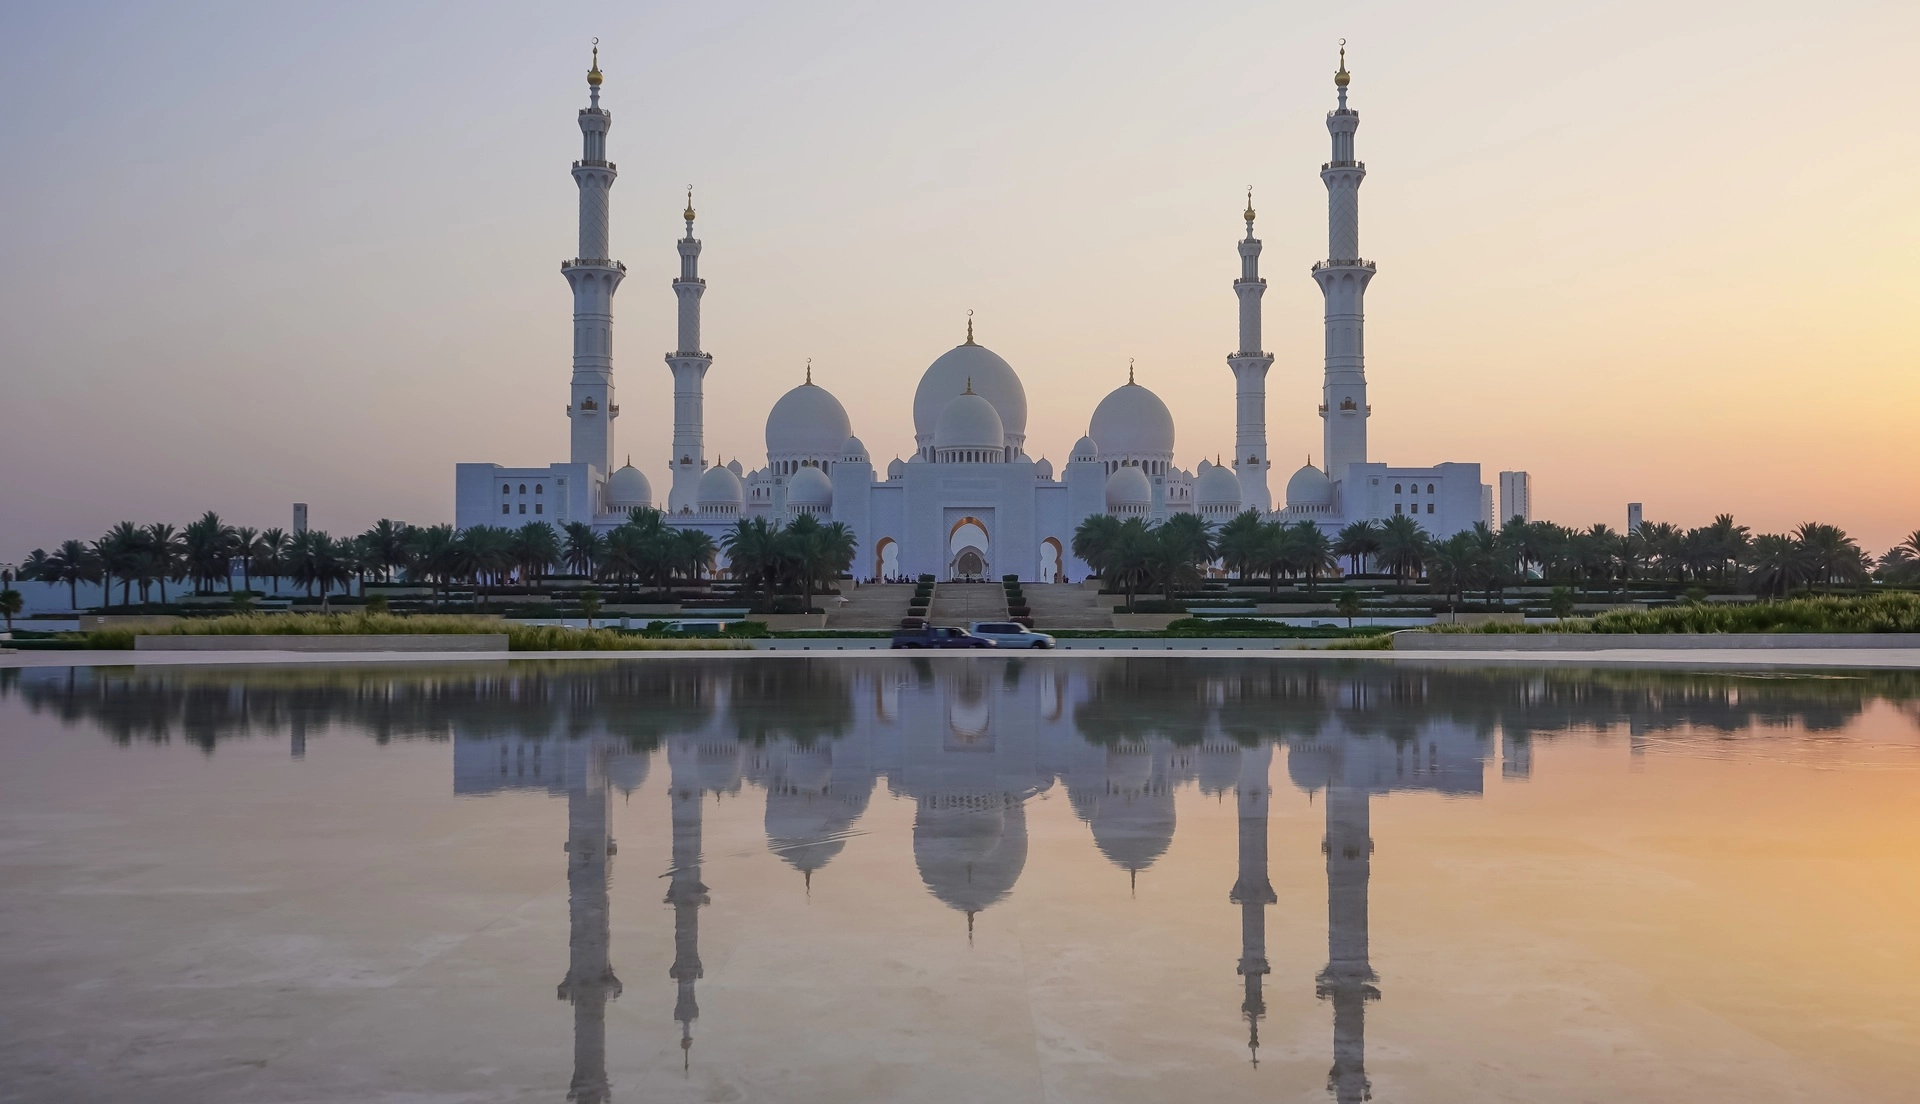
561, 258, 628, 272
572, 159, 616, 170
1311, 259, 1376, 272
1321, 160, 1364, 170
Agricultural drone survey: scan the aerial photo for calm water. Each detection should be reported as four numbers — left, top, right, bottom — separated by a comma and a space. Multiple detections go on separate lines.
2, 658, 1918, 1103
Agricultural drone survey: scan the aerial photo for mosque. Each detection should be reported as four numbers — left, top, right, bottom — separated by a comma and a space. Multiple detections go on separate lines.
453, 47, 1502, 581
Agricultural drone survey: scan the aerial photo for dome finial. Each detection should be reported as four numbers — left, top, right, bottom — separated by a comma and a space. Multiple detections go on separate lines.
1334, 39, 1350, 88
805, 357, 812, 385
1128, 358, 1135, 385
588, 37, 603, 87
1243, 186, 1256, 223
964, 376, 974, 395
964, 308, 975, 346
683, 185, 695, 223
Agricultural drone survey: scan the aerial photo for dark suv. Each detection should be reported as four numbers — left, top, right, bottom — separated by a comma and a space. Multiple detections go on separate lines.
889, 626, 996, 649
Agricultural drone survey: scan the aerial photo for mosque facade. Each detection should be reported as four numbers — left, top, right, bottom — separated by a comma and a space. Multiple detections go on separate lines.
454, 48, 1500, 581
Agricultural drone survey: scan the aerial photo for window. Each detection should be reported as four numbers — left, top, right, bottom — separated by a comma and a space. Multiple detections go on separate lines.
535, 484, 543, 494
535, 503, 543, 515
502, 485, 511, 496
1394, 503, 1403, 514
501, 504, 510, 515
519, 484, 527, 494
1426, 483, 1435, 494
518, 503, 526, 514
1427, 503, 1435, 514
1394, 483, 1402, 493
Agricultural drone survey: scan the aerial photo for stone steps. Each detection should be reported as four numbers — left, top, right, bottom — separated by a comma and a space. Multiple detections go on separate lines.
824, 583, 920, 629
1021, 583, 1114, 629
926, 582, 1008, 627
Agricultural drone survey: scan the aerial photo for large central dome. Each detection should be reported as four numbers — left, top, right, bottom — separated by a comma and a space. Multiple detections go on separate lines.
913, 340, 1027, 451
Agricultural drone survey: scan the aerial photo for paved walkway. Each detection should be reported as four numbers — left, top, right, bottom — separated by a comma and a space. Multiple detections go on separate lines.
1021, 584, 1112, 628
825, 583, 917, 629
926, 583, 1007, 627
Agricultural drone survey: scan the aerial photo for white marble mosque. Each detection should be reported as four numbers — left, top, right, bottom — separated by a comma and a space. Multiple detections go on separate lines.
455, 46, 1507, 581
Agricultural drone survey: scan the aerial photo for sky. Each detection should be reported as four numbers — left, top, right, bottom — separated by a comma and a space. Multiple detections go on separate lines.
2, 0, 1917, 560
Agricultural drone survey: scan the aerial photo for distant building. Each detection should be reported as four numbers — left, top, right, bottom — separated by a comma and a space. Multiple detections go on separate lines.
292, 503, 308, 535
1498, 471, 1532, 523
1627, 503, 1643, 533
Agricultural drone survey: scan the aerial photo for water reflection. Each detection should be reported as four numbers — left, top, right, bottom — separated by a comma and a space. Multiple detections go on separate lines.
5, 659, 1919, 1100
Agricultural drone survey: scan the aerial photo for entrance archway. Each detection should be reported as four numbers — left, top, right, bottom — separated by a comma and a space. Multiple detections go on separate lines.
1040, 537, 1064, 583
948, 517, 990, 581
955, 549, 986, 578
874, 536, 899, 581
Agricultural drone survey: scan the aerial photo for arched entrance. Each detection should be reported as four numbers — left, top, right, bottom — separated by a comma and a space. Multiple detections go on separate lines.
948, 517, 990, 581
1040, 537, 1065, 583
874, 536, 899, 581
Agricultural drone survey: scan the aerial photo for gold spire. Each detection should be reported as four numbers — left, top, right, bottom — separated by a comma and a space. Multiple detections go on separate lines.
805, 357, 812, 385
683, 185, 696, 222
1243, 186, 1256, 223
1128, 358, 1135, 385
588, 38, 603, 86
1334, 40, 1350, 88
964, 309, 975, 346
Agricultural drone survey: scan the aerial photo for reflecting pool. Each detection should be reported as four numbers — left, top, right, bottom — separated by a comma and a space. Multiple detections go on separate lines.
2, 658, 1918, 1102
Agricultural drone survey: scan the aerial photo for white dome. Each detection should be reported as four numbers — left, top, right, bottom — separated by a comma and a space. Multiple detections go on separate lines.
933, 391, 1005, 452
605, 461, 652, 510
1034, 457, 1054, 480
1286, 462, 1334, 507
1196, 463, 1242, 507
913, 342, 1027, 446
697, 463, 744, 506
1105, 465, 1151, 508
787, 465, 833, 509
727, 458, 744, 476
886, 457, 905, 479
766, 380, 852, 459
1070, 436, 1100, 464
1089, 381, 1175, 457
842, 435, 868, 462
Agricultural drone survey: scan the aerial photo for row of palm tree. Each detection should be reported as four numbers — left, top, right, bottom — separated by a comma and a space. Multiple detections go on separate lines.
718, 514, 858, 613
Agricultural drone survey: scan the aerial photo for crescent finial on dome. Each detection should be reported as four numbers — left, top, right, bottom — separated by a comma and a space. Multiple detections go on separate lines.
1128, 358, 1135, 385
964, 309, 975, 346
683, 185, 695, 223
1244, 187, 1256, 223
588, 38, 603, 86
805, 357, 812, 385
1335, 40, 1350, 88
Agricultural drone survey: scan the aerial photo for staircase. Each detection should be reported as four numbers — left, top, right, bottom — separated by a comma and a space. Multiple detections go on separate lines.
926, 582, 1008, 628
825, 583, 920, 629
1022, 583, 1113, 628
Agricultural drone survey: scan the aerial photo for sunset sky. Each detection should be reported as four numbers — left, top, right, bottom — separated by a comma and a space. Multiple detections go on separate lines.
2, 0, 1916, 558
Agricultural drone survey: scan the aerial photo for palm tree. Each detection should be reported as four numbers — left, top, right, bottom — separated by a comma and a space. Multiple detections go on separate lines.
721, 517, 779, 598
1101, 518, 1157, 612
459, 526, 516, 603
601, 525, 647, 598
181, 511, 236, 595
1150, 514, 1215, 601
143, 523, 184, 604
1427, 531, 1477, 616
1290, 521, 1338, 594
672, 527, 717, 584
362, 519, 414, 583
1793, 522, 1865, 591
19, 548, 52, 589
0, 587, 20, 633
1376, 515, 1429, 586
95, 522, 144, 607
513, 522, 561, 588
1216, 511, 1268, 582
1704, 514, 1751, 584
405, 524, 460, 605
40, 540, 102, 611
1333, 520, 1382, 577
287, 530, 330, 597
231, 527, 260, 595
562, 522, 603, 577
1071, 515, 1124, 583
254, 528, 289, 595
1745, 533, 1814, 598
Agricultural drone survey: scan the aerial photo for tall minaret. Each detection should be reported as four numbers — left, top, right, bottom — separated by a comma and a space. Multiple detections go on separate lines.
665, 743, 710, 1069
564, 43, 625, 478
556, 740, 620, 1104
665, 189, 711, 515
1228, 746, 1275, 1065
1229, 191, 1275, 513
1316, 780, 1379, 1104
1313, 44, 1374, 486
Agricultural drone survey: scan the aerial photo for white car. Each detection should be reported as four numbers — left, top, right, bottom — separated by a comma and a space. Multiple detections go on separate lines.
969, 622, 1056, 649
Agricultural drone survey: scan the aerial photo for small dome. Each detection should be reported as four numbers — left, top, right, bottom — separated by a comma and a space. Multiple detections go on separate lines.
1105, 465, 1151, 509
605, 460, 652, 510
1034, 457, 1054, 480
842, 435, 869, 462
698, 463, 744, 506
933, 391, 1005, 452
1286, 462, 1334, 508
788, 465, 833, 509
766, 380, 852, 459
914, 342, 1027, 445
1071, 436, 1100, 464
886, 457, 906, 480
1197, 463, 1242, 507
1089, 381, 1175, 457
727, 458, 744, 476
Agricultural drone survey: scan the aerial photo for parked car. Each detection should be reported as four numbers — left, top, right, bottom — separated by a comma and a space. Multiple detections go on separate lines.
889, 625, 997, 649
968, 622, 1056, 649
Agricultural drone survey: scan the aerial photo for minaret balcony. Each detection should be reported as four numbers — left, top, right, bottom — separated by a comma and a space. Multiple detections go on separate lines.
668, 350, 712, 360
573, 159, 616, 170
562, 258, 628, 272
1321, 160, 1364, 170
672, 277, 707, 287
1311, 259, 1376, 272
1233, 278, 1268, 288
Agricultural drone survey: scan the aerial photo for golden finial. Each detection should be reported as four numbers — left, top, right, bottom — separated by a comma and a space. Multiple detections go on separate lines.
683, 185, 695, 222
1243, 186, 1256, 223
805, 357, 812, 385
588, 38, 603, 87
964, 309, 975, 346
1334, 39, 1350, 88
1128, 358, 1135, 385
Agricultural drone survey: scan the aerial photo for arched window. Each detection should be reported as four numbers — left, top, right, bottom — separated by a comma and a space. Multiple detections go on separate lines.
1427, 483, 1434, 494
501, 485, 511, 496
535, 484, 543, 494
1394, 483, 1402, 493
518, 484, 527, 494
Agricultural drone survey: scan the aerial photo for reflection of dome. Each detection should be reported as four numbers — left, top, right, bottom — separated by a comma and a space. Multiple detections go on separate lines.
605, 752, 652, 796
605, 461, 652, 510
697, 464, 743, 508
914, 343, 1027, 447
913, 800, 1029, 916
764, 747, 869, 877
766, 381, 852, 458
947, 695, 991, 740
1196, 463, 1242, 508
1087, 748, 1175, 873
1105, 466, 1151, 509
787, 465, 833, 510
1194, 740, 1242, 796
933, 391, 1005, 452
1286, 462, 1334, 507
1089, 381, 1175, 457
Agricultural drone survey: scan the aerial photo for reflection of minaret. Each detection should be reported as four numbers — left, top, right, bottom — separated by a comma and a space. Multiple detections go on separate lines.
1317, 783, 1379, 1103
556, 741, 619, 1104
666, 747, 710, 1069
1228, 746, 1274, 1066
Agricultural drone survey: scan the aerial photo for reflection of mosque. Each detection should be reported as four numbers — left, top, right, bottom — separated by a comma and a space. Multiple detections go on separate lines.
443, 660, 1500, 1100
14, 660, 1915, 1099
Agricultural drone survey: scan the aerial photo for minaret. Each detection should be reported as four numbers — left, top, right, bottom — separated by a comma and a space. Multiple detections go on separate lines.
1229, 191, 1275, 512
665, 745, 710, 1069
556, 740, 620, 1104
1228, 746, 1275, 1065
665, 188, 712, 515
1316, 780, 1379, 1104
564, 43, 626, 479
1313, 44, 1374, 486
